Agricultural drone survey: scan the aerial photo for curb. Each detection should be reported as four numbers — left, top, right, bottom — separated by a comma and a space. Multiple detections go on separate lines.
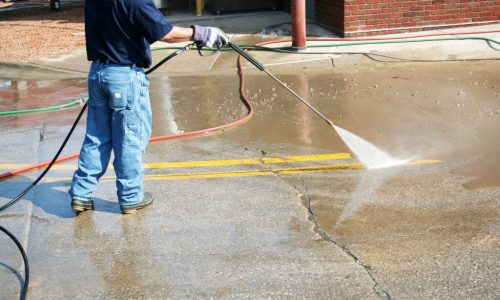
0, 61, 85, 80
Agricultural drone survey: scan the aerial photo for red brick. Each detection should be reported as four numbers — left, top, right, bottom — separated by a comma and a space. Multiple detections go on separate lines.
480, 11, 494, 16
345, 15, 359, 21
417, 11, 432, 17
365, 8, 382, 14
403, 11, 417, 17
437, 14, 453, 20
381, 7, 396, 13
388, 12, 404, 18
359, 25, 375, 30
402, 22, 417, 26
425, 4, 439, 10
467, 11, 482, 17
454, 3, 467, 9
440, 4, 453, 9
351, 9, 365, 15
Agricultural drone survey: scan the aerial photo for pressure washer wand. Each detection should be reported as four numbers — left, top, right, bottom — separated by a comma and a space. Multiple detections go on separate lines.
228, 42, 335, 127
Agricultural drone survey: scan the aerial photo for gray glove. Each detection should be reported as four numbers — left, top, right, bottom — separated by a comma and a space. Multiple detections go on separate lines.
192, 25, 229, 48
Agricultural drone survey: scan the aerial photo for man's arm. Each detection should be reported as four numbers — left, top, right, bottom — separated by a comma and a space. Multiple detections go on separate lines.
159, 26, 194, 43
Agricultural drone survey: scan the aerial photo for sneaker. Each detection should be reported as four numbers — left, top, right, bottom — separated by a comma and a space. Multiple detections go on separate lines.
71, 199, 94, 212
120, 192, 154, 214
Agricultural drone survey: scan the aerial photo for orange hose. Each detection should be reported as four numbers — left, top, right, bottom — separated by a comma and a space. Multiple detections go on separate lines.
0, 153, 79, 180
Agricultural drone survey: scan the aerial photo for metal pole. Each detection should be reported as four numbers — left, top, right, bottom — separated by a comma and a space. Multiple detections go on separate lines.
291, 0, 306, 49
196, 0, 204, 16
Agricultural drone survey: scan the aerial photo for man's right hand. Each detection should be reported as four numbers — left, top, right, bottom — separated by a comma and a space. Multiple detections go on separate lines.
192, 25, 229, 49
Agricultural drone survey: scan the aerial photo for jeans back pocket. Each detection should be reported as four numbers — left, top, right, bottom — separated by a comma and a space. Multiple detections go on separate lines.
106, 80, 131, 109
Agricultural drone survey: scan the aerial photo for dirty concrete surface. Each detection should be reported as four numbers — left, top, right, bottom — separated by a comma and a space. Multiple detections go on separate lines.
1, 13, 500, 299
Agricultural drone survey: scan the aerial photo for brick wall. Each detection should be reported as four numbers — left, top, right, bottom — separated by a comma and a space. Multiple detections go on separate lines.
315, 0, 500, 37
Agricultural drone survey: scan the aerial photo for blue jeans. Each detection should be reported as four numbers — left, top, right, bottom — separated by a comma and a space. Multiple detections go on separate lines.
69, 62, 152, 205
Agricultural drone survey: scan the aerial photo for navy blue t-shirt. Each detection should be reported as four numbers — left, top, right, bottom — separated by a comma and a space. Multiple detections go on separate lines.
85, 0, 173, 68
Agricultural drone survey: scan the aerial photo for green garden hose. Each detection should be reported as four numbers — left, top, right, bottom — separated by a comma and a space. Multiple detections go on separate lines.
0, 97, 87, 116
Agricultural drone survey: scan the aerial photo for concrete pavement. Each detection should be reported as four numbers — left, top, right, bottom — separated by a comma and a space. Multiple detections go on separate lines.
1, 12, 500, 299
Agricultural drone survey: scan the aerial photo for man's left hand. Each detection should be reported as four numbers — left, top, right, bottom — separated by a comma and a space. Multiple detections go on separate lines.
192, 25, 229, 48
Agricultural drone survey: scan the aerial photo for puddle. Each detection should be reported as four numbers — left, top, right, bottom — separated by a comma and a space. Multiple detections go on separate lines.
72, 214, 168, 299
149, 74, 245, 137
451, 151, 500, 189
0, 77, 87, 129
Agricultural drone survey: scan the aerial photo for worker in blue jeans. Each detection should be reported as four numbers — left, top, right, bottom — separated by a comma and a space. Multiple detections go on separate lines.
69, 0, 228, 214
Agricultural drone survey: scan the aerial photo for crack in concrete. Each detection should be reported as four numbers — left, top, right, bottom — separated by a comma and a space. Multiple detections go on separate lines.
39, 124, 45, 142
261, 162, 391, 300
300, 186, 391, 300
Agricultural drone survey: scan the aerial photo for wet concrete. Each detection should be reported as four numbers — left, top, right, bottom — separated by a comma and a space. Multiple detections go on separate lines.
0, 70, 380, 298
232, 61, 500, 298
0, 78, 87, 130
149, 74, 246, 136
1, 22, 500, 299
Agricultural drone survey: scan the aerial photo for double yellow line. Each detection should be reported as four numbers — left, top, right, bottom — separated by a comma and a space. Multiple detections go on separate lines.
0, 153, 440, 182
143, 159, 439, 181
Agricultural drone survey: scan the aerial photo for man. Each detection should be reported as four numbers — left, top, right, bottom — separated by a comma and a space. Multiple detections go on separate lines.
69, 0, 228, 214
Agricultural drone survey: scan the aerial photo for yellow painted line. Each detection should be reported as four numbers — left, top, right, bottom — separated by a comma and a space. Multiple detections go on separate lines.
145, 153, 352, 168
406, 159, 441, 165
41, 159, 441, 182
0, 153, 352, 170
143, 163, 365, 180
